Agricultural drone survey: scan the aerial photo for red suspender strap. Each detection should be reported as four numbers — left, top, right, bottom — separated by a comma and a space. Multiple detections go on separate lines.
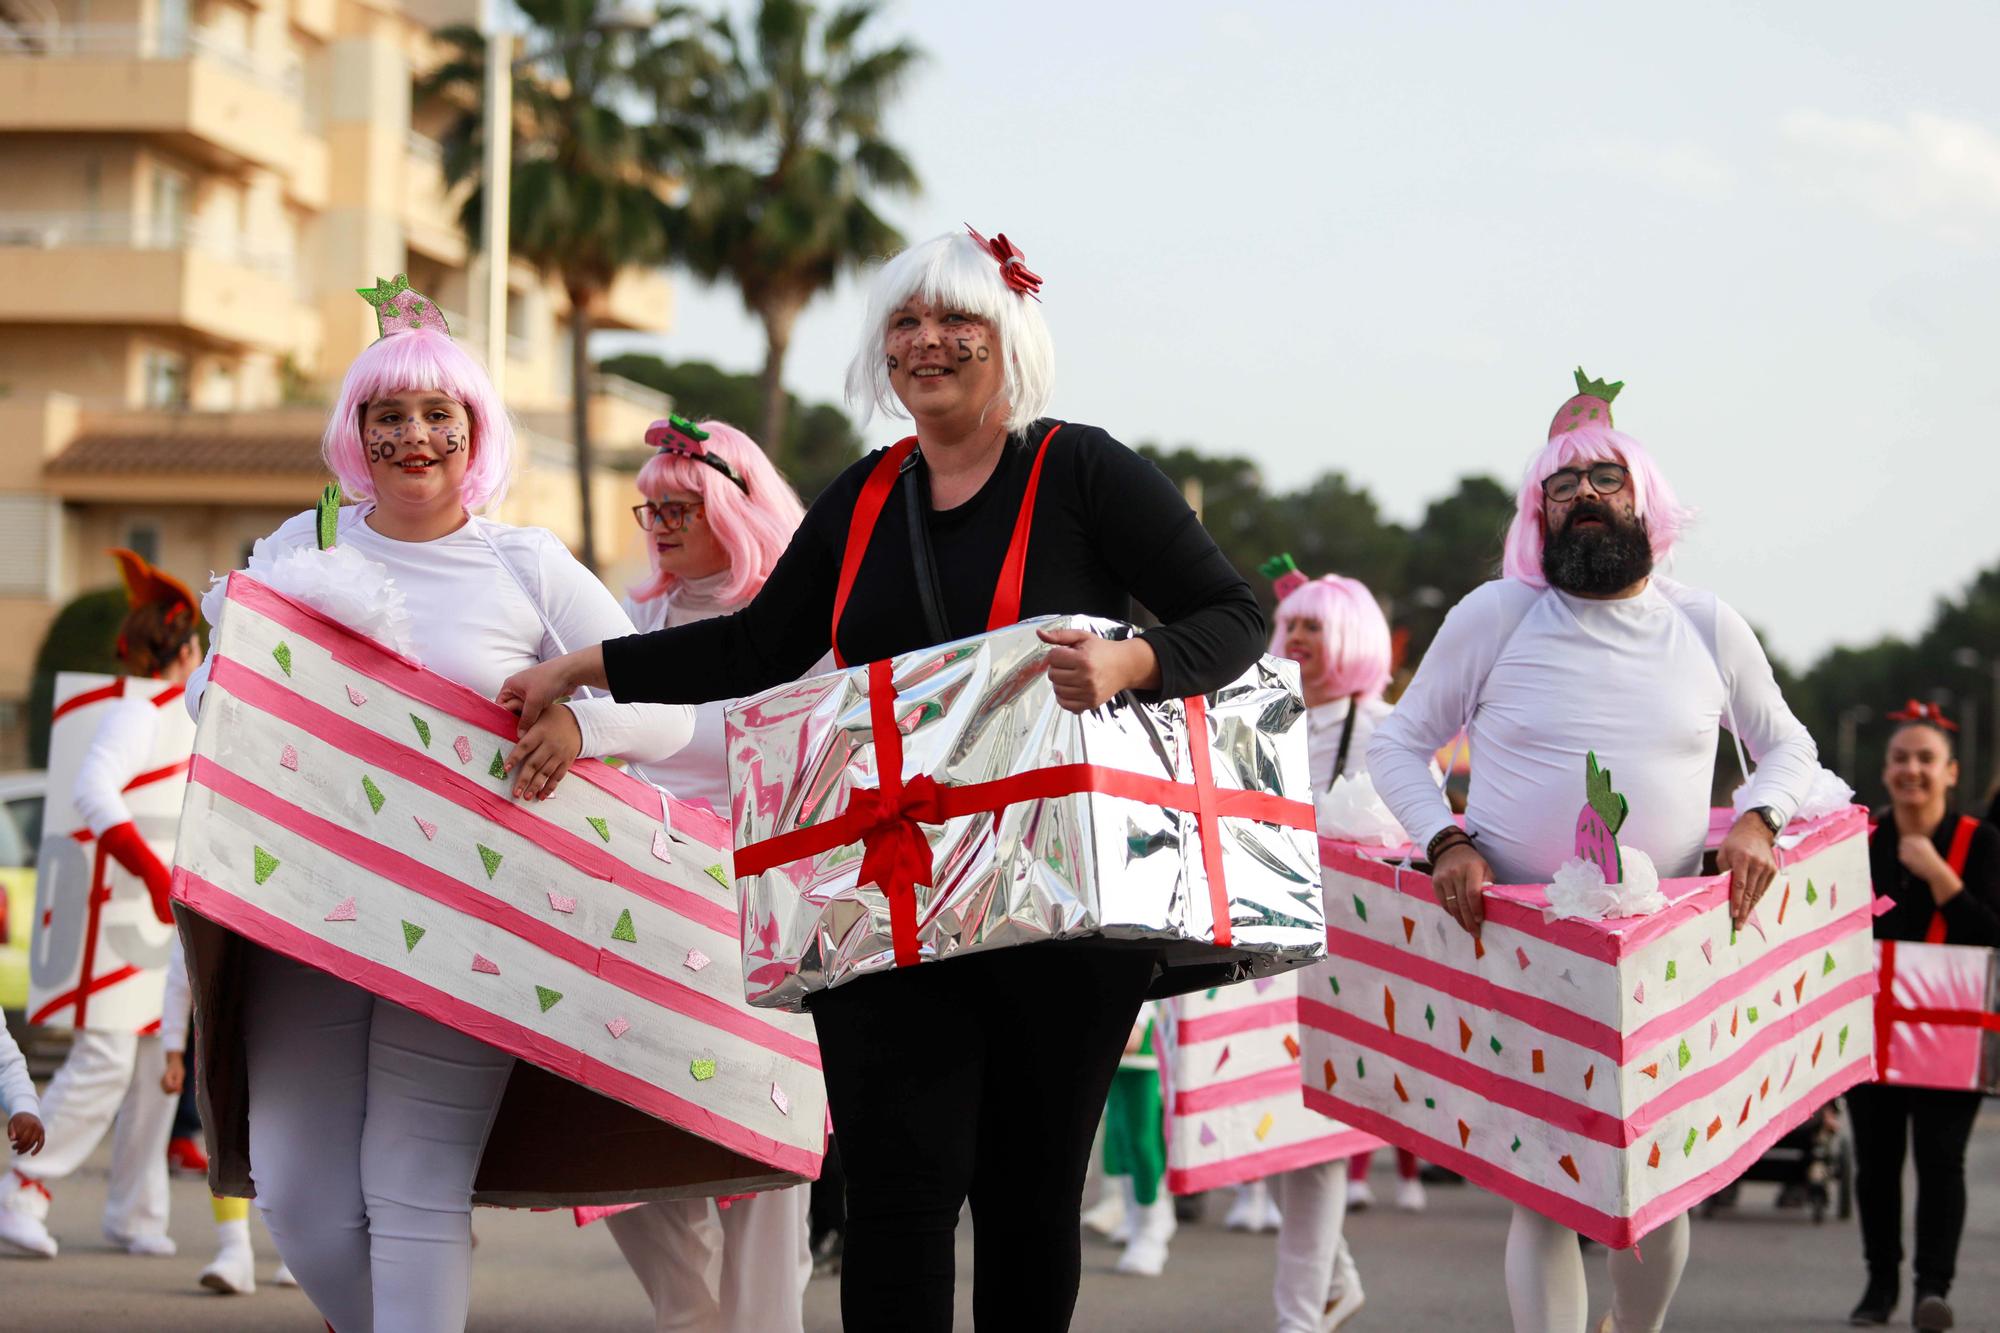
1923, 815, 1980, 944
985, 423, 1064, 632
829, 438, 919, 668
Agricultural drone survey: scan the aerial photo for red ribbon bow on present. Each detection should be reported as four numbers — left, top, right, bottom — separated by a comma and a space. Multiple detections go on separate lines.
849, 774, 948, 961
966, 225, 1043, 300
1888, 699, 1958, 731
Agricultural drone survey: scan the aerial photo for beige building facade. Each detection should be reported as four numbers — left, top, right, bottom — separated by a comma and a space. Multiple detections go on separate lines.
0, 0, 674, 765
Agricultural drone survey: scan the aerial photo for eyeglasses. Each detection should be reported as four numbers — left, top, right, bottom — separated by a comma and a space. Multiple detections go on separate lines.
1540, 463, 1629, 503
632, 500, 705, 531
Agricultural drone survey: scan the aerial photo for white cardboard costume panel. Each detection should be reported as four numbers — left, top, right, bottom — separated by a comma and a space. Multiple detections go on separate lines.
29, 672, 190, 1031
1301, 808, 1876, 1248
173, 574, 826, 1202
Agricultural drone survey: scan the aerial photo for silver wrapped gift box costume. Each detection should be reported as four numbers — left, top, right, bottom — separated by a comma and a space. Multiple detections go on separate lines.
726, 615, 1326, 1011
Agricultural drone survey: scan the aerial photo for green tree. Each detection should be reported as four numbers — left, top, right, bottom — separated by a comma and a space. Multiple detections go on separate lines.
1400, 476, 1514, 661
27, 589, 135, 768
424, 2, 715, 572
670, 0, 921, 462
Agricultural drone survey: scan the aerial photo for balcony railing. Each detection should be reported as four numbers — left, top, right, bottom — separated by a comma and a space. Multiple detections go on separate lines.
0, 211, 294, 279
0, 23, 302, 96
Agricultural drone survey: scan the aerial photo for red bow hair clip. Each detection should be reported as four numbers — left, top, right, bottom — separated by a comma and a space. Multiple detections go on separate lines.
966, 225, 1043, 300
1888, 699, 1959, 732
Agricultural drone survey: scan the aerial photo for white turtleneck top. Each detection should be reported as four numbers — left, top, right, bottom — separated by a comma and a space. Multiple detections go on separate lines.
622, 570, 743, 813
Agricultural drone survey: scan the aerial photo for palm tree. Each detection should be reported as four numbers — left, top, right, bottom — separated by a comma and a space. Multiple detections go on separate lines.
672, 0, 921, 461
423, 1, 715, 572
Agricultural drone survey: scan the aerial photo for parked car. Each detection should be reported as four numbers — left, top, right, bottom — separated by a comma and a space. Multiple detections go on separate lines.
0, 770, 46, 1013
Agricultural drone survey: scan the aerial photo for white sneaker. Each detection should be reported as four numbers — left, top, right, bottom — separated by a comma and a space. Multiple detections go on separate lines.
1395, 1177, 1427, 1212
200, 1242, 257, 1294
1082, 1185, 1129, 1239
1113, 1196, 1176, 1277
104, 1225, 178, 1257
0, 1188, 56, 1259
1224, 1180, 1271, 1232
1323, 1275, 1366, 1331
1345, 1178, 1375, 1211
272, 1263, 298, 1286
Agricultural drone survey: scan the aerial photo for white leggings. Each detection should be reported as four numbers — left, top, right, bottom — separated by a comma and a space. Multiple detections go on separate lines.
1504, 1206, 1690, 1333
603, 1186, 812, 1333
242, 948, 514, 1333
1269, 1158, 1350, 1333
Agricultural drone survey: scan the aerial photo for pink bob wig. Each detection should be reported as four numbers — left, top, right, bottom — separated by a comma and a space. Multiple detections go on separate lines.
322, 329, 514, 512
1499, 424, 1692, 588
627, 419, 805, 607
1270, 574, 1392, 701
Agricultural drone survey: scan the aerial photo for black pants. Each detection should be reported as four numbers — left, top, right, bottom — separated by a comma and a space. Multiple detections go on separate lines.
810, 1132, 846, 1247
1845, 1082, 1984, 1294
808, 942, 1156, 1332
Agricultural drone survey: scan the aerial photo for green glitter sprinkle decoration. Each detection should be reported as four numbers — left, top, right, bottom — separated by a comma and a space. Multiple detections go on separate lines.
1205, 988, 1220, 1000
490, 750, 507, 781
690, 1057, 717, 1082
1510, 1136, 1522, 1153
586, 816, 611, 843
1823, 951, 1837, 976
1683, 1127, 1699, 1157
401, 921, 425, 951
1838, 1024, 1850, 1055
1490, 1035, 1503, 1055
1423, 1097, 1436, 1109
535, 985, 563, 1012
361, 775, 386, 814
410, 715, 432, 748
611, 909, 637, 944
272, 642, 293, 676
1328, 974, 1341, 996
252, 847, 279, 885
1356, 1057, 1366, 1078
704, 864, 730, 890
1747, 1006, 1759, 1024
477, 844, 503, 879
1352, 894, 1368, 922
1805, 880, 1819, 906
1665, 959, 1677, 982
1677, 1037, 1692, 1070
1424, 1003, 1436, 1030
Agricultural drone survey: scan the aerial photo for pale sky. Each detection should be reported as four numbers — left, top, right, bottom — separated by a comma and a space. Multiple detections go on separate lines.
614, 1, 2000, 669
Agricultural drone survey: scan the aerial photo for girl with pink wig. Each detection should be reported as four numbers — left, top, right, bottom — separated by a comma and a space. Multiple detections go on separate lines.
181, 282, 694, 1333
599, 416, 815, 1333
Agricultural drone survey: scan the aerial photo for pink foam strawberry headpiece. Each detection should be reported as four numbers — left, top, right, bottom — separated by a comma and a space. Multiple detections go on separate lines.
358, 274, 450, 339
1548, 367, 1624, 441
1258, 553, 1309, 602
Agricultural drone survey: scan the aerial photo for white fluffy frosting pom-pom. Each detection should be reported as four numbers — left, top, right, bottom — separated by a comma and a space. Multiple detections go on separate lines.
1731, 766, 1854, 828
203, 539, 418, 661
1544, 847, 1668, 923
1316, 772, 1410, 846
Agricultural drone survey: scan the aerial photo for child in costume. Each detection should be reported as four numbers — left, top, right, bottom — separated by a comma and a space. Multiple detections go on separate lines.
1100, 1004, 1173, 1276
2, 1025, 43, 1164
0, 550, 198, 1260
183, 281, 696, 1331
595, 416, 816, 1333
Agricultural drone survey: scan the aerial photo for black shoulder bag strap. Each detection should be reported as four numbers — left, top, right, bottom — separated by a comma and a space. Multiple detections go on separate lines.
900, 446, 952, 645
1328, 694, 1361, 791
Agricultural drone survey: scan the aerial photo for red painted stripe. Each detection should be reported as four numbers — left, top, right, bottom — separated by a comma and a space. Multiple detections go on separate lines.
137, 1018, 162, 1036
209, 657, 737, 938
51, 679, 125, 722
29, 963, 141, 1026
174, 867, 821, 1179
1172, 1062, 1300, 1115
1174, 996, 1297, 1045
122, 759, 190, 794
1165, 1127, 1382, 1196
222, 575, 688, 825
188, 757, 819, 1069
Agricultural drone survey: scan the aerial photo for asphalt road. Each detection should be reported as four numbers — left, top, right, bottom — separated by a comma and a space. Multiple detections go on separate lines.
6, 1111, 1998, 1331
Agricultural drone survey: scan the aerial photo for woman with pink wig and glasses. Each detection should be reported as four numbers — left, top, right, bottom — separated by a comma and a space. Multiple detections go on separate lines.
182, 281, 695, 1332
598, 415, 817, 1333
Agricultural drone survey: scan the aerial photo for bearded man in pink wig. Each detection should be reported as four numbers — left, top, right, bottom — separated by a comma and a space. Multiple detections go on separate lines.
1367, 370, 1821, 1333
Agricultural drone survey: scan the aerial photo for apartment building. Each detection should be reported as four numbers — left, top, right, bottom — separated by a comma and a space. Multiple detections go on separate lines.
0, 0, 676, 763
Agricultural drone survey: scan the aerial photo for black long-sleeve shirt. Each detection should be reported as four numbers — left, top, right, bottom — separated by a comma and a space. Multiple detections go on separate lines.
601, 420, 1266, 706
1868, 807, 2000, 947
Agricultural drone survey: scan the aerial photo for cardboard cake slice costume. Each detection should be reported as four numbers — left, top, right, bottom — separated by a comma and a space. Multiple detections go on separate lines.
174, 569, 826, 1206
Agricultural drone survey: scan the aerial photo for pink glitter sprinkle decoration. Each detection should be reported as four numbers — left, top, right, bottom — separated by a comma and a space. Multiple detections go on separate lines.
1515, 947, 1531, 971
324, 896, 358, 922
346, 685, 367, 707
606, 1017, 631, 1039
1633, 981, 1645, 1004
771, 1083, 791, 1116
1253, 976, 1276, 994
652, 828, 672, 862
1213, 1045, 1231, 1074
453, 735, 473, 765
1700, 939, 1715, 965
1709, 1019, 1719, 1049
684, 948, 711, 972
279, 743, 299, 771
1199, 1122, 1218, 1147
471, 953, 500, 975
547, 891, 577, 914
413, 815, 438, 840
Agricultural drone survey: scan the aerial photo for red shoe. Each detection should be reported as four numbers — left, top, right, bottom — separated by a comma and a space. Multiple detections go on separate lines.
167, 1137, 209, 1175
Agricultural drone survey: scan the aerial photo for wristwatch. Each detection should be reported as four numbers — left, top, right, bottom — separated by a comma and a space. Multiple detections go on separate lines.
1751, 806, 1783, 838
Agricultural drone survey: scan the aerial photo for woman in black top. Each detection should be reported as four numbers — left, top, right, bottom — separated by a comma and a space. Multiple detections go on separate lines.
1846, 703, 2000, 1330
499, 228, 1264, 1332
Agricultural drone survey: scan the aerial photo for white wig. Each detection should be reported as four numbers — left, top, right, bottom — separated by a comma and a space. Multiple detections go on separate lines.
844, 229, 1054, 434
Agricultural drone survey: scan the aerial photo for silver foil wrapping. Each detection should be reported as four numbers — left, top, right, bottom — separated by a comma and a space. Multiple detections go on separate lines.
725, 615, 1325, 1011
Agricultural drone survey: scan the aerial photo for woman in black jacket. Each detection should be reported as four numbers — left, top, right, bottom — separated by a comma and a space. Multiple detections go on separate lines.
499, 227, 1264, 1331
1847, 702, 2000, 1330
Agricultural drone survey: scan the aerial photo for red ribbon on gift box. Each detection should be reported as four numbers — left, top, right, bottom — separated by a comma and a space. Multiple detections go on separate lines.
1873, 938, 2000, 1082
734, 658, 1315, 967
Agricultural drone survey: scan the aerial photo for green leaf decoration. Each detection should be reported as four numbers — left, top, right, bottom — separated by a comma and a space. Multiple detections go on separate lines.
252, 846, 280, 885
704, 864, 731, 890
535, 985, 563, 1012
1677, 1037, 1692, 1070
1351, 893, 1367, 922
1838, 1023, 1850, 1055
611, 909, 637, 944
489, 750, 508, 781
272, 642, 293, 677
316, 483, 342, 551
410, 715, 432, 748
1665, 959, 1677, 982
586, 816, 611, 843
1583, 751, 1629, 837
689, 1056, 717, 1081
1424, 1003, 1436, 1030
401, 920, 425, 951
477, 844, 503, 879
665, 412, 710, 442
1682, 1126, 1698, 1157
1572, 366, 1625, 405
1804, 880, 1819, 906
1256, 552, 1299, 580
361, 775, 386, 814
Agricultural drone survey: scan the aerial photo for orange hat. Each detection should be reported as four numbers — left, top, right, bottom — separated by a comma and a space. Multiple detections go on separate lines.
108, 548, 196, 617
